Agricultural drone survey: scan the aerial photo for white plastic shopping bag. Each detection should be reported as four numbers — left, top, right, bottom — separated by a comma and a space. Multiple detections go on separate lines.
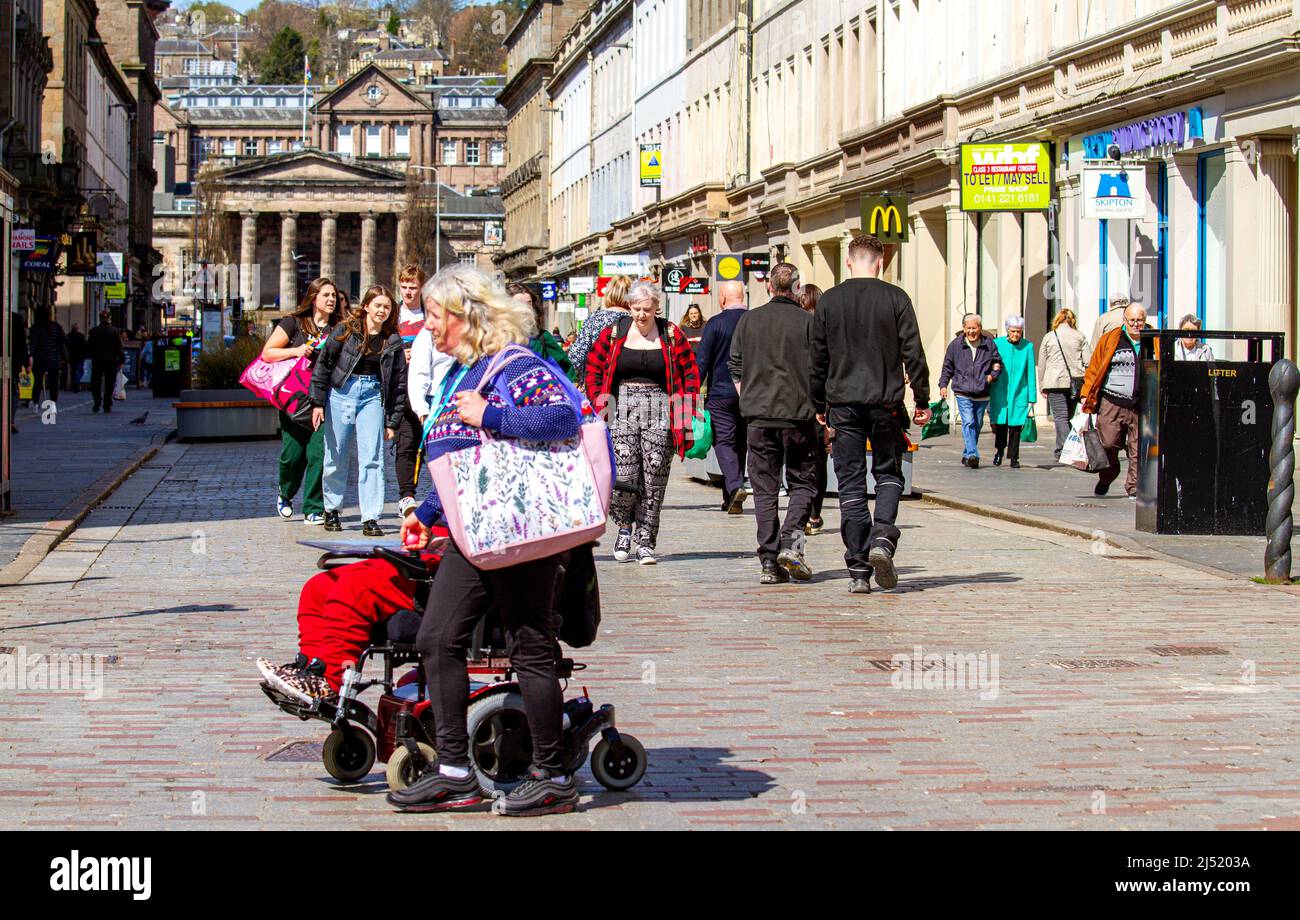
114, 370, 127, 401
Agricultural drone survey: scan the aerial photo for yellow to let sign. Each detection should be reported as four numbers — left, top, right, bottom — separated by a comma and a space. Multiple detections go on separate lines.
714, 254, 743, 282
960, 142, 1054, 212
639, 143, 662, 187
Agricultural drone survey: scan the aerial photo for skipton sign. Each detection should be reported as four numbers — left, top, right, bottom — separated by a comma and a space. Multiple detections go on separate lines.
960, 142, 1054, 212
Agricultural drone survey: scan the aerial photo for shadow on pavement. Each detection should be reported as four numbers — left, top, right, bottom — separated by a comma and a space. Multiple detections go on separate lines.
0, 602, 243, 631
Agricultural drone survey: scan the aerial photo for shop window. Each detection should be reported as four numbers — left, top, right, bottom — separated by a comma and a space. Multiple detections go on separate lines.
1198, 151, 1227, 330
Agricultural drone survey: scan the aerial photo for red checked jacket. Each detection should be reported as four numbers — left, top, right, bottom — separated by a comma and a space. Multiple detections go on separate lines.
584, 314, 702, 458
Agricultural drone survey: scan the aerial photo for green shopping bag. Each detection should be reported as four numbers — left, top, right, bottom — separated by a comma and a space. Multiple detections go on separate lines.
921, 399, 950, 440
1022, 414, 1038, 444
685, 409, 713, 460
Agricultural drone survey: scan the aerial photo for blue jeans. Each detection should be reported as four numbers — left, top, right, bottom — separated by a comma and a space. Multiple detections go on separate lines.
955, 396, 988, 460
322, 374, 385, 521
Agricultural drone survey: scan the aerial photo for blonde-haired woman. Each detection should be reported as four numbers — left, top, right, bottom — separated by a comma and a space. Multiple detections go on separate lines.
1038, 308, 1089, 459
392, 264, 585, 818
567, 273, 633, 388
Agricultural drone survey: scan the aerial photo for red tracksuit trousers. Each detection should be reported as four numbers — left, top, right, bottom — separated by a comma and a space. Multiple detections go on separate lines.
296, 539, 444, 690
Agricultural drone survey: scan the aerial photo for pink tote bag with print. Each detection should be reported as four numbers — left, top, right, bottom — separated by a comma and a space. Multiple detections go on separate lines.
429, 346, 613, 570
240, 354, 315, 424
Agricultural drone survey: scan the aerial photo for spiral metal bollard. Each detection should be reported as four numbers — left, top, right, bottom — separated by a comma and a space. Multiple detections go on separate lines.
1265, 359, 1300, 583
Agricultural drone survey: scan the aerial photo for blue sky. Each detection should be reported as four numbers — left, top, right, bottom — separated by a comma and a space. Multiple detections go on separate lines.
209, 1, 497, 12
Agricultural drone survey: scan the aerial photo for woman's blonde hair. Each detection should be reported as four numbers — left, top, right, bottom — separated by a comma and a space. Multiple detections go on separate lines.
422, 265, 535, 365
1051, 308, 1078, 331
603, 274, 633, 309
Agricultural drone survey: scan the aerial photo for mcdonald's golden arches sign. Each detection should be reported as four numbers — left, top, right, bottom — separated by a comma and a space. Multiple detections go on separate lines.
860, 195, 909, 244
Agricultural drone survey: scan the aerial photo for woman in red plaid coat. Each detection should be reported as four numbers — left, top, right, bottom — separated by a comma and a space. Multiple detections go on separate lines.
584, 281, 701, 565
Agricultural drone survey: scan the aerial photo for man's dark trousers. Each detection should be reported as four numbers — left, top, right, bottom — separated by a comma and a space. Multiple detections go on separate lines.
708, 395, 747, 498
90, 359, 115, 411
829, 404, 906, 575
746, 421, 817, 561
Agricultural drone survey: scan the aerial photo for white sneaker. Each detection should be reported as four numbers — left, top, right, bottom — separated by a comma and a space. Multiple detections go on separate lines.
613, 530, 632, 563
637, 547, 657, 566
398, 496, 417, 518
277, 497, 293, 519
303, 513, 324, 525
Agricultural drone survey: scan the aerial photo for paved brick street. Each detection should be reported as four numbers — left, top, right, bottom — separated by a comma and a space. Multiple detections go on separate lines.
1, 438, 1299, 830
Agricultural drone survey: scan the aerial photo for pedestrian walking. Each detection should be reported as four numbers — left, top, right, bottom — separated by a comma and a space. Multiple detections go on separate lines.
693, 279, 749, 513
28, 307, 67, 406
262, 277, 342, 524
1038, 308, 1089, 459
568, 275, 632, 387
989, 315, 1037, 469
799, 284, 831, 534
811, 235, 931, 595
86, 309, 123, 413
392, 264, 429, 520
1175, 314, 1215, 361
66, 324, 86, 393
1090, 297, 1132, 359
508, 281, 573, 379
729, 263, 818, 585
585, 281, 701, 565
310, 284, 408, 536
406, 279, 458, 466
389, 265, 585, 818
680, 303, 706, 349
10, 312, 28, 432
937, 314, 1002, 469
1080, 301, 1148, 498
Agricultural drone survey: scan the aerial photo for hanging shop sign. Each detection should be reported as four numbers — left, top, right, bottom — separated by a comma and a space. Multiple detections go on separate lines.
483, 222, 504, 246
1082, 108, 1205, 160
65, 231, 98, 275
662, 267, 709, 295
568, 276, 596, 295
21, 238, 58, 272
960, 142, 1054, 212
860, 195, 910, 243
540, 280, 557, 300
742, 252, 770, 274
88, 252, 125, 283
639, 143, 662, 187
600, 254, 648, 276
10, 228, 35, 252
714, 254, 744, 282
104, 282, 128, 303
689, 234, 711, 255
1081, 166, 1149, 221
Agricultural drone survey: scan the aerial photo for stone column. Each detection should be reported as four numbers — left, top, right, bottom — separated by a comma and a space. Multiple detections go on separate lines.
1257, 138, 1296, 341
360, 211, 377, 292
320, 211, 338, 282
395, 215, 409, 270
945, 203, 969, 338
240, 211, 258, 306
280, 212, 298, 310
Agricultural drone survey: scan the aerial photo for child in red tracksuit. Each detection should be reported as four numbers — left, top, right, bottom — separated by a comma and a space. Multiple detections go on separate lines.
256, 526, 450, 703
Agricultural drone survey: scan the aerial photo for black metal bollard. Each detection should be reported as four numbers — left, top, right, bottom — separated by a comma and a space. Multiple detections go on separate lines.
1265, 359, 1300, 583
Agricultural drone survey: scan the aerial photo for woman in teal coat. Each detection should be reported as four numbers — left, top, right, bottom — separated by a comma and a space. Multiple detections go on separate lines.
989, 314, 1036, 468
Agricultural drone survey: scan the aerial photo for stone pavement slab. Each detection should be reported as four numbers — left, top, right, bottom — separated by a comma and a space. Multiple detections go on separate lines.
911, 426, 1299, 580
1, 440, 1299, 830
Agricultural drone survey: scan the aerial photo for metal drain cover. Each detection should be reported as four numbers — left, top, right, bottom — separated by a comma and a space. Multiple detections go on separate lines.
265, 741, 323, 762
1049, 658, 1143, 670
1149, 646, 1230, 657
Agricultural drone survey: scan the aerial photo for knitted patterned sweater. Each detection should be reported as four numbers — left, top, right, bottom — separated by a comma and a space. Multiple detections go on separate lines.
414, 348, 582, 528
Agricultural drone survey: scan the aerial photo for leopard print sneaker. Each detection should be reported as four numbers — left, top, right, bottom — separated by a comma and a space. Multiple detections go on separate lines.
258, 659, 335, 705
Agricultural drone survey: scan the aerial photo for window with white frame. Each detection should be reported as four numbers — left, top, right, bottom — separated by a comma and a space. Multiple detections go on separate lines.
441, 139, 457, 164
489, 141, 504, 165
366, 124, 382, 156
221, 139, 236, 156
457, 252, 476, 265
394, 125, 410, 157
268, 140, 283, 155
336, 125, 353, 156
466, 140, 480, 165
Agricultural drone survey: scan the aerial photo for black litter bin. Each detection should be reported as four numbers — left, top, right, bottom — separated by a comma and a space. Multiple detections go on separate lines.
150, 333, 193, 399
1137, 330, 1285, 535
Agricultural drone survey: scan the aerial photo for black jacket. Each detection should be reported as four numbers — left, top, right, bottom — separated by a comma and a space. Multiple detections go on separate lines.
810, 278, 930, 410
938, 333, 1003, 398
86, 322, 123, 365
310, 328, 408, 430
728, 295, 815, 427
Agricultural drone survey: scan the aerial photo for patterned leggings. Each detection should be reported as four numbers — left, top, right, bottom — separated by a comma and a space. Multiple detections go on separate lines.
609, 383, 675, 550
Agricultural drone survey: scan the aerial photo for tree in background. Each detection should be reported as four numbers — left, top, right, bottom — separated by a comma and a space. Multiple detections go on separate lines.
186, 2, 240, 30
387, 12, 401, 35
404, 0, 455, 52
260, 26, 307, 84
448, 2, 518, 74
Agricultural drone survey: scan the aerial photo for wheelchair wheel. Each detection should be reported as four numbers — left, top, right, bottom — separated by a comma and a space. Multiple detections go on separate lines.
386, 742, 437, 792
466, 691, 533, 794
322, 727, 376, 784
591, 734, 647, 791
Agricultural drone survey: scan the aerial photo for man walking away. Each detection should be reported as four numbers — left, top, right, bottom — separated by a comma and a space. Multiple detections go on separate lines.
66, 323, 87, 393
729, 263, 818, 585
937, 314, 1001, 468
87, 309, 124, 413
693, 279, 749, 513
28, 307, 67, 406
1080, 301, 1148, 499
811, 236, 931, 595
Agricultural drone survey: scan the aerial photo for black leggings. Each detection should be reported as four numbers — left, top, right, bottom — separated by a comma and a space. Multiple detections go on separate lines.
393, 406, 423, 499
994, 423, 1023, 462
417, 546, 565, 773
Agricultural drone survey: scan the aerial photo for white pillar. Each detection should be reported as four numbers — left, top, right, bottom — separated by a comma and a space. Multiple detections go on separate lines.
1257, 138, 1295, 343
280, 212, 297, 310
240, 211, 258, 307
320, 211, 337, 282
360, 212, 377, 293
